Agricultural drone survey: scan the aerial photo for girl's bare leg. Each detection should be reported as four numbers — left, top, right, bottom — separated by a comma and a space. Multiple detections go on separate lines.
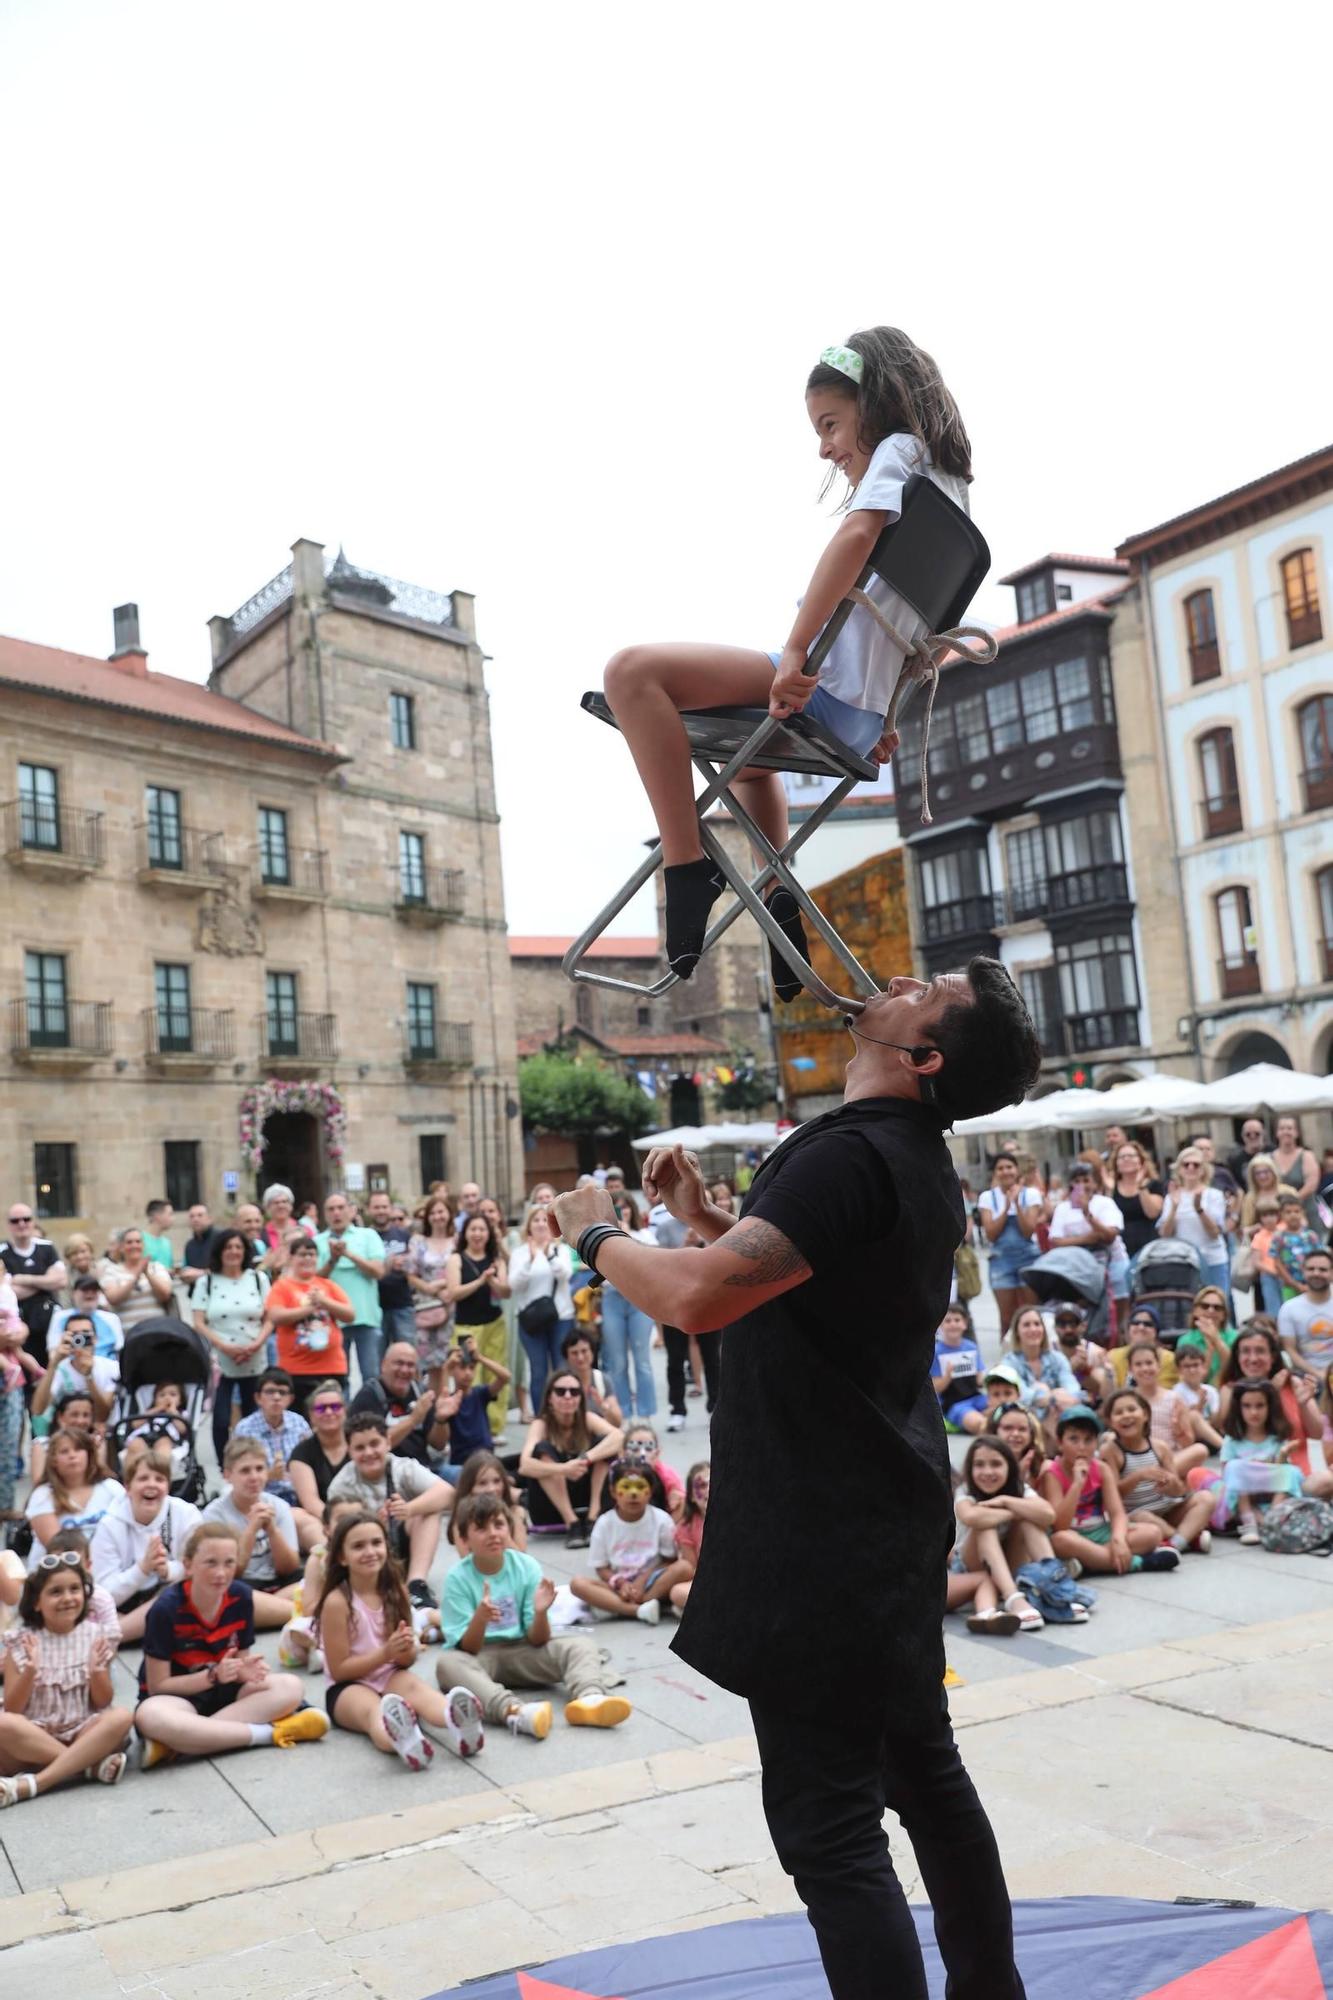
531, 1467, 577, 1527
1166, 1492, 1216, 1548
1008, 1520, 1056, 1564
1126, 1518, 1166, 1553
136, 1680, 303, 1755
1052, 1529, 1118, 1572
602, 645, 776, 866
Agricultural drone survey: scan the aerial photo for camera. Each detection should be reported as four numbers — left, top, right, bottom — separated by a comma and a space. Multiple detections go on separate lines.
69, 1329, 92, 1350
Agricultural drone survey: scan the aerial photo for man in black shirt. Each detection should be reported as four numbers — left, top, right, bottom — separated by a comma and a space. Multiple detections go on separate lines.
1, 1202, 66, 1370
367, 1191, 417, 1346
553, 959, 1041, 2000
347, 1341, 450, 1468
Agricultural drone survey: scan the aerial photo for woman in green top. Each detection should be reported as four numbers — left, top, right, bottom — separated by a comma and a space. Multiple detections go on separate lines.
1174, 1284, 1239, 1385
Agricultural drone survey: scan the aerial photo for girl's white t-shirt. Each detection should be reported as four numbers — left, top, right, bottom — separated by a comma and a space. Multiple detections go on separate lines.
818, 433, 970, 717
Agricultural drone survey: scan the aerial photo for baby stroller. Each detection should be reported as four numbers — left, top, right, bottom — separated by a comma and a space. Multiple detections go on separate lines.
1130, 1238, 1203, 1339
107, 1314, 211, 1505
1018, 1246, 1111, 1344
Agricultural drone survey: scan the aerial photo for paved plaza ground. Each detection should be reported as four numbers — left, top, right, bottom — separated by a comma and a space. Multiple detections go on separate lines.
4, 1289, 1333, 1994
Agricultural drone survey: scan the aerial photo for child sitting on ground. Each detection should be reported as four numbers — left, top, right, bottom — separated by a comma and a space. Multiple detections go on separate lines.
1170, 1344, 1224, 1455
621, 1421, 685, 1520
314, 1509, 483, 1768
952, 1437, 1065, 1634
984, 1404, 1046, 1488
0, 1551, 133, 1804
278, 1497, 364, 1671
40, 1529, 120, 1644
670, 1461, 709, 1610
981, 1365, 1024, 1414
447, 1451, 529, 1551
1219, 1381, 1304, 1545
1099, 1388, 1216, 1556
437, 1492, 632, 1738
570, 1460, 693, 1625
202, 1438, 304, 1626
932, 1304, 987, 1434
1124, 1343, 1208, 1472
1039, 1406, 1180, 1576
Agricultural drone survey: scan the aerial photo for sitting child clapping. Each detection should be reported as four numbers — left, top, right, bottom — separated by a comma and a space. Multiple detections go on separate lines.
0, 1552, 133, 1805
570, 1460, 692, 1624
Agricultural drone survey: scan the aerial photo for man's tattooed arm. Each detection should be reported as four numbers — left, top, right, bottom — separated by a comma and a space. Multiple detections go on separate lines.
719, 1218, 813, 1289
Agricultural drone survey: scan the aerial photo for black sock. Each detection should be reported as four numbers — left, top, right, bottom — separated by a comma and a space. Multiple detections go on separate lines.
764, 885, 810, 1002
664, 857, 725, 980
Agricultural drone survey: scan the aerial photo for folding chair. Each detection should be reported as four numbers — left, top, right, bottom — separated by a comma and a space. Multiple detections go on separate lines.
564, 474, 994, 1013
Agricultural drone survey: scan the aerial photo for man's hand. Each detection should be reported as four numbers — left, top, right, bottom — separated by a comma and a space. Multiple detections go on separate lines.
383, 1495, 409, 1521
768, 644, 813, 719
550, 1187, 618, 1245
641, 1145, 709, 1228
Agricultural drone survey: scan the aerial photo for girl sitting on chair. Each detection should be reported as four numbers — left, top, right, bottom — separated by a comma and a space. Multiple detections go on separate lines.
602, 325, 973, 996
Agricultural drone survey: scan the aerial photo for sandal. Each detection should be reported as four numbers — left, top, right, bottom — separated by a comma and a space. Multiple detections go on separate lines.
967, 1607, 1021, 1636
1004, 1593, 1045, 1632
0, 1775, 37, 1808
94, 1751, 127, 1786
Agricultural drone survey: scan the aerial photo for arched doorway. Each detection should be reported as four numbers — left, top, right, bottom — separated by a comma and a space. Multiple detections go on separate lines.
259, 1112, 324, 1210
1221, 1032, 1292, 1076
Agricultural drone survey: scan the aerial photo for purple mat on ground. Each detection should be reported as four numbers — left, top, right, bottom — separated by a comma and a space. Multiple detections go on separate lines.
436, 1897, 1333, 1998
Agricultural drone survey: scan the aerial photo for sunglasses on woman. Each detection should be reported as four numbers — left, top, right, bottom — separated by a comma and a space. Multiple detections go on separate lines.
311, 1400, 344, 1415
549, 1386, 581, 1399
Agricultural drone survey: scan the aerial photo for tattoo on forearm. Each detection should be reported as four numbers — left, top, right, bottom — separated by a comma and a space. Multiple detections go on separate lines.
719, 1219, 811, 1288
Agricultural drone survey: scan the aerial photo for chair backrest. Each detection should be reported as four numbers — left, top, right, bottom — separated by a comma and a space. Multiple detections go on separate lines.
866, 472, 991, 632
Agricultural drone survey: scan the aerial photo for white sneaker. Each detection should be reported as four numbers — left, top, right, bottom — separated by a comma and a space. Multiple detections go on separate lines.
309, 1647, 325, 1675
505, 1700, 552, 1740
666, 1414, 685, 1432
432, 1685, 486, 1759
379, 1693, 434, 1771
636, 1598, 661, 1625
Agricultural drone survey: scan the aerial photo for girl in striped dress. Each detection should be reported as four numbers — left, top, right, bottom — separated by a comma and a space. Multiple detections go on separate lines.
0, 1551, 134, 1805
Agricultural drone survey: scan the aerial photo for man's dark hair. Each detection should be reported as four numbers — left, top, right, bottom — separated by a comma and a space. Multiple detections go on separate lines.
930, 958, 1042, 1120
258, 1366, 295, 1393
146, 1199, 170, 1221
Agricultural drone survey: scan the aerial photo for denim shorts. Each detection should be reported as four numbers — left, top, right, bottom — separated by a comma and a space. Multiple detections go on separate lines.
766, 654, 885, 757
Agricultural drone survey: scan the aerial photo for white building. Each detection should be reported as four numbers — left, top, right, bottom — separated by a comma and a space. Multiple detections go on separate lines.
1117, 444, 1333, 1076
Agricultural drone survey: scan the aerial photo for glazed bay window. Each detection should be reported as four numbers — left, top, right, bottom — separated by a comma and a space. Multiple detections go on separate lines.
918, 845, 995, 942
954, 694, 991, 765
1005, 827, 1048, 920
1054, 658, 1097, 730
1018, 668, 1060, 742
1017, 574, 1052, 624
1056, 933, 1139, 1052
985, 679, 1023, 754
1044, 808, 1126, 911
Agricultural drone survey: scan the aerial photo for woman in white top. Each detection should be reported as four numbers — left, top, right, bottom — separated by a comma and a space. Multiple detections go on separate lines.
508, 1208, 576, 1411
1158, 1147, 1230, 1295
90, 1444, 201, 1643
98, 1227, 173, 1334
25, 1429, 123, 1570
192, 1228, 271, 1467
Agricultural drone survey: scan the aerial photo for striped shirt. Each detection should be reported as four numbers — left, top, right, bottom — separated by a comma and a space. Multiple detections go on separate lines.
139, 1579, 255, 1702
233, 1408, 311, 1472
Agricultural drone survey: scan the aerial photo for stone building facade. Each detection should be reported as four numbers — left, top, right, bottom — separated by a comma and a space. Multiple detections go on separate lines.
2, 540, 521, 1244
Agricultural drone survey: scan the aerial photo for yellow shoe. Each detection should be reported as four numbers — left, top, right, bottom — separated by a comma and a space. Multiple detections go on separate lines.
564, 1693, 632, 1729
273, 1707, 331, 1748
943, 1664, 965, 1689
138, 1736, 177, 1772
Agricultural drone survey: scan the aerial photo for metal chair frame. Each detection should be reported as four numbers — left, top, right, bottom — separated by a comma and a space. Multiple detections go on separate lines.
563, 474, 991, 1014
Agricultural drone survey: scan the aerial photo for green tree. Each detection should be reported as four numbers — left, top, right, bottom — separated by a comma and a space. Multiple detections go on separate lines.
519, 1051, 654, 1137
717, 1053, 774, 1114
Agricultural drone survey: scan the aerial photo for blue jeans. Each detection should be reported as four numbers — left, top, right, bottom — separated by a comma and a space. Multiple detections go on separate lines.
345, 1322, 385, 1391
520, 1314, 573, 1413
599, 1288, 657, 1418
381, 1304, 418, 1348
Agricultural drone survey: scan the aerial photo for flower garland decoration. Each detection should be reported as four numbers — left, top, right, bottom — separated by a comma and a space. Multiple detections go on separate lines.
238, 1080, 348, 1172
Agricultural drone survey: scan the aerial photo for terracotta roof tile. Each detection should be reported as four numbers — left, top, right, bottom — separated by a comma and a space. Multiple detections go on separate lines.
608, 1033, 727, 1057
508, 935, 659, 960
986, 589, 1131, 650
997, 553, 1129, 586
0, 634, 340, 756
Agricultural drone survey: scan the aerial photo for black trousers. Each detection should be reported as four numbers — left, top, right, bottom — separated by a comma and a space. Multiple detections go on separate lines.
662, 1324, 720, 1413
749, 1688, 1025, 2000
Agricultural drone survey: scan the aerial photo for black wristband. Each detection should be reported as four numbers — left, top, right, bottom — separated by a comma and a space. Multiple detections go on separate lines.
576, 1223, 628, 1276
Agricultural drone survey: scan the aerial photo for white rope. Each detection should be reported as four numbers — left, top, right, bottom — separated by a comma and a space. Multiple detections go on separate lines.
844, 590, 998, 825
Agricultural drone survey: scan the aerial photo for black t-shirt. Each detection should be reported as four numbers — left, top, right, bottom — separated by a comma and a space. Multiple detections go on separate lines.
348, 1376, 432, 1465
181, 1229, 218, 1277
672, 1096, 962, 1728
377, 1225, 414, 1312
290, 1432, 349, 1503
1, 1237, 61, 1350
1116, 1179, 1166, 1258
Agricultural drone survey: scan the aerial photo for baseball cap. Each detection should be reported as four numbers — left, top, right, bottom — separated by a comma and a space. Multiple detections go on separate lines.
1056, 1404, 1103, 1433
983, 1364, 1022, 1388
72, 1273, 101, 1292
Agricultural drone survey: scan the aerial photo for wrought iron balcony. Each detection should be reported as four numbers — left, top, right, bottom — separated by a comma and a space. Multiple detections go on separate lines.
1005, 883, 1049, 924
143, 1006, 235, 1061
919, 894, 1004, 944
1199, 793, 1243, 840
253, 846, 328, 900
3, 800, 106, 875
1219, 956, 1262, 1000
10, 997, 113, 1062
1066, 1007, 1140, 1054
256, 1011, 340, 1063
1302, 764, 1333, 814
1046, 863, 1130, 914
403, 1020, 473, 1070
136, 821, 227, 886
392, 864, 466, 924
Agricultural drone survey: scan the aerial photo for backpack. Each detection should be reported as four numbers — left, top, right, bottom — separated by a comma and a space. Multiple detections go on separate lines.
1256, 1495, 1333, 1555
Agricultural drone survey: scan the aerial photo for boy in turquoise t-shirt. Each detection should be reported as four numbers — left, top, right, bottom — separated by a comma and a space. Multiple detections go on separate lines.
436, 1493, 632, 1737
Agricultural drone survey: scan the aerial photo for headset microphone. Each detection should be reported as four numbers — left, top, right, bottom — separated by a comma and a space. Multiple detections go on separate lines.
843, 1016, 933, 1064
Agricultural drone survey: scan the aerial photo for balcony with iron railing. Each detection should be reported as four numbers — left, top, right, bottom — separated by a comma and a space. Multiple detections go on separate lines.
256, 1011, 340, 1067
10, 997, 113, 1066
1302, 763, 1333, 814
143, 1006, 235, 1065
403, 1019, 474, 1072
136, 821, 228, 889
253, 846, 328, 902
1066, 1006, 1141, 1054
2, 800, 106, 877
1200, 792, 1243, 840
919, 894, 1005, 944
1219, 955, 1262, 1000
1046, 863, 1130, 914
392, 864, 466, 926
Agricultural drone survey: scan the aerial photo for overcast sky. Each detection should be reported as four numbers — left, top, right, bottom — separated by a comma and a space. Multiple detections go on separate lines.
3, 3, 1329, 938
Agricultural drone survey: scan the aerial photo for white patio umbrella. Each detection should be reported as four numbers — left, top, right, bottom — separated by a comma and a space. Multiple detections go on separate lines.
1046, 1072, 1207, 1128
1188, 1064, 1333, 1118
949, 1090, 1092, 1138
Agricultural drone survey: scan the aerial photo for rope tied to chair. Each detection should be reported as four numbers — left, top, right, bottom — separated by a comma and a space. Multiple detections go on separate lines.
844, 590, 998, 825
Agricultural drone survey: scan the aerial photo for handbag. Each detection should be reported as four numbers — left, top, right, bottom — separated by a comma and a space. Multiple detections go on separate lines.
414, 1301, 448, 1331
519, 1293, 560, 1339
953, 1243, 981, 1302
